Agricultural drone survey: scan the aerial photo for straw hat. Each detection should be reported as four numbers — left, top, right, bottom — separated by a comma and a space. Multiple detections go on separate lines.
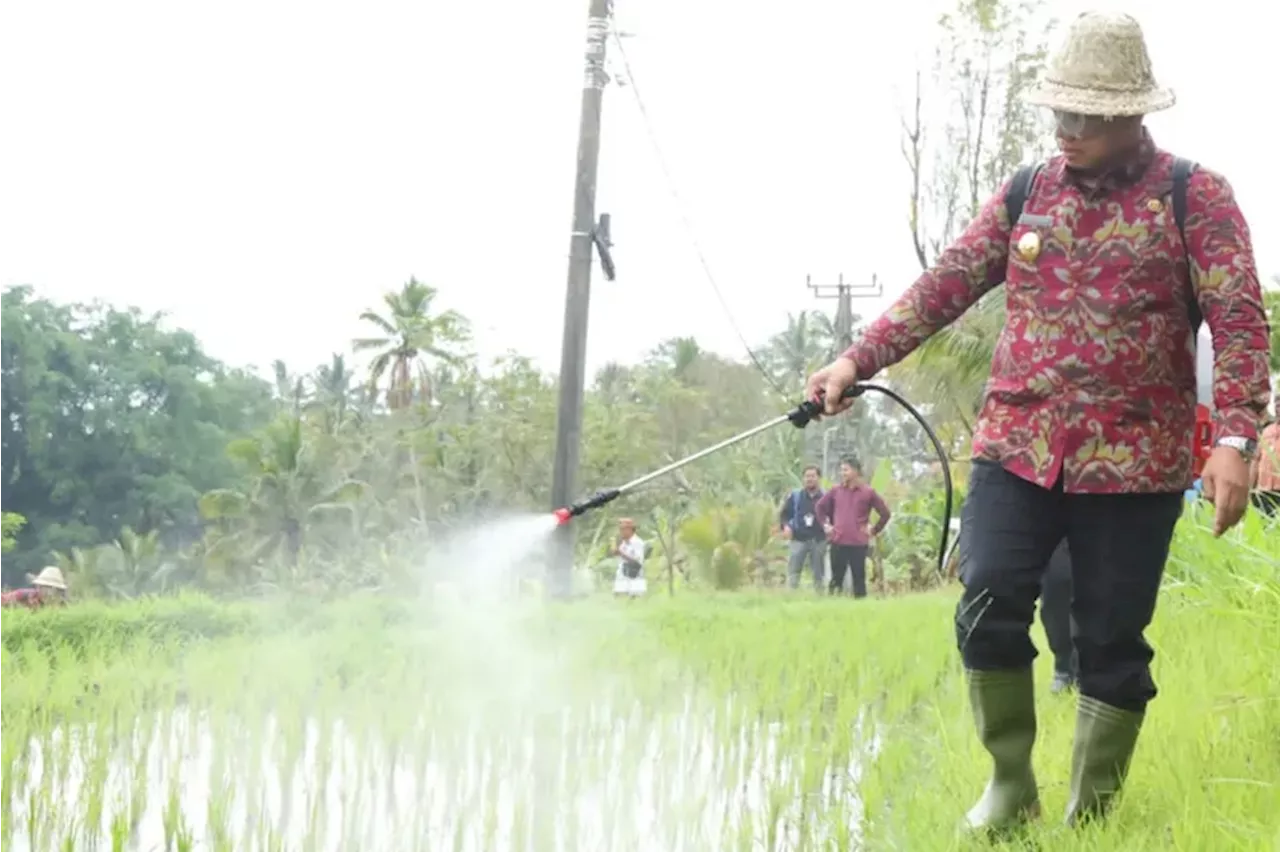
1024, 11, 1174, 116
29, 565, 68, 590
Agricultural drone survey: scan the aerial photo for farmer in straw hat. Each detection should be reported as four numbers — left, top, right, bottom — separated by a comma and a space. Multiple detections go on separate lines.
807, 10, 1271, 832
1, 565, 70, 609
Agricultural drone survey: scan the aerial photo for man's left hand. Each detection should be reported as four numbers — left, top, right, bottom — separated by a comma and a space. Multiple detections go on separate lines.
1200, 445, 1252, 536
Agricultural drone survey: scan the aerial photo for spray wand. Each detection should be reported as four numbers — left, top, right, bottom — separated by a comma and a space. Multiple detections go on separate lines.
553, 383, 955, 578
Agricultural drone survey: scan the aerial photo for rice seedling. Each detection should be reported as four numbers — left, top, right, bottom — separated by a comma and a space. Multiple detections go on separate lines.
1, 512, 1276, 850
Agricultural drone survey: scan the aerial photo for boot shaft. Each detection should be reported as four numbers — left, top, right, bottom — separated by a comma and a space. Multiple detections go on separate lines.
964, 668, 1040, 831
1065, 694, 1145, 825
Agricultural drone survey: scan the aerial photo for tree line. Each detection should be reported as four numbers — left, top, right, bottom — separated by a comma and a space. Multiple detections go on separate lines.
6, 279, 958, 596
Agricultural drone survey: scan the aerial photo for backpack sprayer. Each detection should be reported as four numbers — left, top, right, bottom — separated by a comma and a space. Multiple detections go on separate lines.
553, 383, 957, 578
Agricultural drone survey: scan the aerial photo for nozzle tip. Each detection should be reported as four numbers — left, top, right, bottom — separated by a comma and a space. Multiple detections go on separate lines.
553, 507, 572, 525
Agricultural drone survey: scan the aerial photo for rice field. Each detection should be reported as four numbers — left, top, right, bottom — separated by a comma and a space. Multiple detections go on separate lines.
3, 509, 1277, 850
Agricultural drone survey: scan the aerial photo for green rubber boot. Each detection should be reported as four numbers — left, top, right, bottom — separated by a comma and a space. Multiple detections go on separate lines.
1064, 694, 1144, 826
962, 668, 1041, 832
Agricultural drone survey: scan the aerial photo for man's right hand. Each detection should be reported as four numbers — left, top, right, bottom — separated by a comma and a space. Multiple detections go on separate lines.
780, 526, 792, 540
805, 356, 860, 417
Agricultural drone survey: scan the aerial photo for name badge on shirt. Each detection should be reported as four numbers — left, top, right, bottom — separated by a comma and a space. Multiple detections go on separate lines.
804, 513, 814, 528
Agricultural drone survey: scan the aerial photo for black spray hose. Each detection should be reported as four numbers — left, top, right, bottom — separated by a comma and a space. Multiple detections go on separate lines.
556, 382, 955, 580
815, 383, 953, 581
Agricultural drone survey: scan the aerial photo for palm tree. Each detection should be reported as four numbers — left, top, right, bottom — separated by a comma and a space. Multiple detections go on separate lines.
650, 337, 703, 381
198, 415, 367, 572
766, 311, 839, 385
353, 278, 471, 410
272, 359, 307, 414
310, 354, 353, 434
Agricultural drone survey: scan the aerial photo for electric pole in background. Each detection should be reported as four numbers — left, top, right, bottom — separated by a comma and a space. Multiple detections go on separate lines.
806, 272, 882, 352
806, 272, 883, 479
548, 0, 617, 599
808, 272, 882, 593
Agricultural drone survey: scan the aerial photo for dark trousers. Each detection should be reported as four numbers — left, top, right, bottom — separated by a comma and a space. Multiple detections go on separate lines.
955, 461, 1182, 713
1039, 540, 1076, 676
829, 544, 869, 598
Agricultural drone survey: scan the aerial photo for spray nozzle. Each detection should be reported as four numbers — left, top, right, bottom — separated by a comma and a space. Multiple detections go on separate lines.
552, 487, 624, 526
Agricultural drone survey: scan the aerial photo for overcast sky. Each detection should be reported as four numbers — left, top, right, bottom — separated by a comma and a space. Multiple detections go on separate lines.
2, 0, 1275, 389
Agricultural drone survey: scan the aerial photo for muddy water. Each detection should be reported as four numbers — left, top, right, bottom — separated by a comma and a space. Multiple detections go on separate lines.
6, 700, 879, 851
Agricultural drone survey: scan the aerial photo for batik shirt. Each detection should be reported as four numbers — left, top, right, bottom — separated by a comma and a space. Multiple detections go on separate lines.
844, 132, 1272, 494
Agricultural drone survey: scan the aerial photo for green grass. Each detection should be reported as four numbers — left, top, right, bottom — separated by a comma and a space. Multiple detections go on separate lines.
2, 510, 1277, 850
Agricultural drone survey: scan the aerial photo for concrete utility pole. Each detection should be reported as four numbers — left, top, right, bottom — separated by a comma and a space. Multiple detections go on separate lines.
808, 273, 883, 592
806, 273, 883, 480
548, 0, 616, 599
806, 273, 882, 353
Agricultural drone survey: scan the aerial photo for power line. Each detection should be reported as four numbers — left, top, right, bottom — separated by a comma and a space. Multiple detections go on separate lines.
610, 28, 789, 400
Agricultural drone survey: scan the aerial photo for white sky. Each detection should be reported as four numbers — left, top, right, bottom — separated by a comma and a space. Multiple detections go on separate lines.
2, 0, 1276, 388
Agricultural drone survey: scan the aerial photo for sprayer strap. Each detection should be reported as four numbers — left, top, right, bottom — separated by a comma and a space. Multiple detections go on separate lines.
1171, 156, 1202, 334
1003, 163, 1044, 235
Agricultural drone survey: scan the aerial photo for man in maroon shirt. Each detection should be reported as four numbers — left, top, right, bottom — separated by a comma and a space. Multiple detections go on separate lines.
815, 458, 890, 598
806, 11, 1270, 833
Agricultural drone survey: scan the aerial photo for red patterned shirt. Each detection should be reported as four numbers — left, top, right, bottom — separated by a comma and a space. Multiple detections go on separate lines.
1, 588, 45, 609
844, 133, 1272, 494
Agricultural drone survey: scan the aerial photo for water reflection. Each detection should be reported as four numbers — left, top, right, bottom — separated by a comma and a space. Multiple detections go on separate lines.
7, 700, 879, 851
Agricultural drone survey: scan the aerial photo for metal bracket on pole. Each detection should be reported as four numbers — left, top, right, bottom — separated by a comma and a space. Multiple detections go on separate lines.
593, 213, 616, 281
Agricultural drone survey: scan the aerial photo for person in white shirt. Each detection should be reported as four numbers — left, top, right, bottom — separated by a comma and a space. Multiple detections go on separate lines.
611, 518, 647, 598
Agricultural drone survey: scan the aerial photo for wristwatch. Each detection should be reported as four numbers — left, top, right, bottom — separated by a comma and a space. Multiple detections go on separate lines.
1215, 435, 1257, 460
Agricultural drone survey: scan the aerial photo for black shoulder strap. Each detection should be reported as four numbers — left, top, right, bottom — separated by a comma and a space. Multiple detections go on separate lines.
1004, 162, 1044, 230
1171, 157, 1201, 333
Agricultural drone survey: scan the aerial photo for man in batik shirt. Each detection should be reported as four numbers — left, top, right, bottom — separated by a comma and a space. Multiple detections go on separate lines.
806, 11, 1271, 833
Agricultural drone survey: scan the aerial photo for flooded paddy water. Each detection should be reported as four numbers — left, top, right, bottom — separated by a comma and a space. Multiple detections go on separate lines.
5, 696, 879, 851
1, 580, 913, 852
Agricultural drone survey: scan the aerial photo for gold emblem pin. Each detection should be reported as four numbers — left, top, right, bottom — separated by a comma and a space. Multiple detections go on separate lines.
1016, 230, 1041, 262
1147, 198, 1164, 213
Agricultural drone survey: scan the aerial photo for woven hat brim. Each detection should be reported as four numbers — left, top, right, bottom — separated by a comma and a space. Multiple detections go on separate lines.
29, 567, 68, 590
1024, 81, 1175, 116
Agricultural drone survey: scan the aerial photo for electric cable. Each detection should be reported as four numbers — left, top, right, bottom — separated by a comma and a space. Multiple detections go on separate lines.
610, 28, 788, 400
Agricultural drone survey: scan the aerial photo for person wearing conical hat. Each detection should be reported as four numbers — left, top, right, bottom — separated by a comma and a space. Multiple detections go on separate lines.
806, 10, 1271, 832
1, 565, 70, 609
